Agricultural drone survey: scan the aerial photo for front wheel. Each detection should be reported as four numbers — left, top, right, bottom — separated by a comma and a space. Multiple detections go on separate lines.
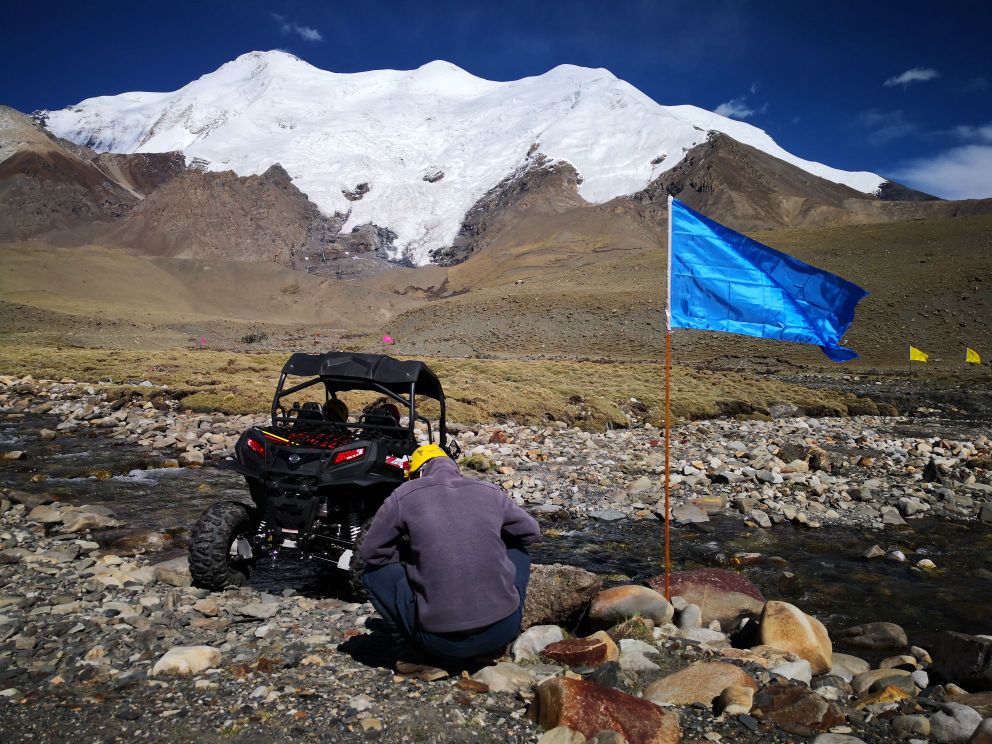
189, 501, 256, 590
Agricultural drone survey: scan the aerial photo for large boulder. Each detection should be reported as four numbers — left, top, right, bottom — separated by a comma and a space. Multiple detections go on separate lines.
647, 568, 764, 627
932, 633, 992, 691
759, 601, 832, 675
751, 683, 846, 732
834, 622, 908, 652
535, 677, 682, 744
644, 661, 757, 706
931, 702, 983, 743
589, 585, 673, 628
525, 564, 603, 629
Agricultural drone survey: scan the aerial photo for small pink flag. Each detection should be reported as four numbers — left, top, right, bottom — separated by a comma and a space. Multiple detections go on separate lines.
199, 336, 206, 347
382, 334, 394, 344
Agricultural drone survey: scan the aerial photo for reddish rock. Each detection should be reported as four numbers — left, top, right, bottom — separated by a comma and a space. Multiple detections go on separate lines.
648, 568, 765, 627
489, 430, 509, 444
752, 684, 846, 732
544, 632, 619, 668
536, 677, 682, 744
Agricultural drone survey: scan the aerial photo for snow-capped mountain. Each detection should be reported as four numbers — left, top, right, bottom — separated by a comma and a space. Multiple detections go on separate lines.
43, 51, 885, 265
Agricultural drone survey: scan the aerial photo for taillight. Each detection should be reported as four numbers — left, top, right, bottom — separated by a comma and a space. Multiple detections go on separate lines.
331, 447, 366, 465
246, 437, 265, 457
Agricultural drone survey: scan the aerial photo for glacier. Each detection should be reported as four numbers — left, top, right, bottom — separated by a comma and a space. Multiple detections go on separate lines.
43, 51, 886, 265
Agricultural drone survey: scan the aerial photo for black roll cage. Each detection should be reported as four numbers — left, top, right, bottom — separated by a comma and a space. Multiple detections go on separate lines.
270, 374, 447, 447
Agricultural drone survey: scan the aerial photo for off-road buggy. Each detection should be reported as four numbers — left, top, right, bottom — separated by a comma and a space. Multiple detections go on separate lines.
188, 351, 458, 593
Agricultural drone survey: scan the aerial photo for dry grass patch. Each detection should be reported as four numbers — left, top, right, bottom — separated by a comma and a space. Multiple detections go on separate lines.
0, 345, 885, 428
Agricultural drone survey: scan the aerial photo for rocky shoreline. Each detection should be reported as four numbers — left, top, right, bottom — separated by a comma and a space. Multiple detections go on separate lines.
2, 375, 990, 533
2, 374, 992, 742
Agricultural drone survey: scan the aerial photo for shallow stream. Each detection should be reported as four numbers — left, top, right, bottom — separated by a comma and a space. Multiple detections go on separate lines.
2, 412, 991, 653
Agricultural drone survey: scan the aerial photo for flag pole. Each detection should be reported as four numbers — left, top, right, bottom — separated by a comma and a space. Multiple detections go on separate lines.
663, 194, 674, 600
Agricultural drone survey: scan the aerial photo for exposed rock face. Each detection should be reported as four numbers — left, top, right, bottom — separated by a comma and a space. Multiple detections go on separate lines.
535, 677, 682, 744
644, 661, 758, 706
759, 601, 833, 675
524, 563, 603, 629
102, 164, 345, 267
431, 155, 585, 266
648, 568, 765, 627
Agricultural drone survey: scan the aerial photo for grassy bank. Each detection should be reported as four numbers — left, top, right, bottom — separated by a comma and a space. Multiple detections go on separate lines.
0, 345, 890, 428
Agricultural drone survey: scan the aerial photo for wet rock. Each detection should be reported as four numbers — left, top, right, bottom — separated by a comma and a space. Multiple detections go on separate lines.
931, 702, 983, 743
513, 625, 565, 662
524, 564, 603, 629
670, 504, 709, 524
835, 622, 908, 652
648, 568, 765, 628
881, 507, 907, 526
27, 505, 64, 524
751, 683, 846, 732
589, 585, 673, 628
535, 677, 681, 744
759, 600, 832, 675
980, 504, 992, 524
932, 632, 992, 691
151, 556, 192, 587
60, 511, 122, 533
543, 632, 618, 668
152, 645, 220, 676
750, 510, 772, 528
644, 661, 757, 706
953, 693, 992, 718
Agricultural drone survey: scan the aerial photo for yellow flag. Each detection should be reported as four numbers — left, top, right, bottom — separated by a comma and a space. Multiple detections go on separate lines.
966, 348, 981, 364
909, 346, 928, 362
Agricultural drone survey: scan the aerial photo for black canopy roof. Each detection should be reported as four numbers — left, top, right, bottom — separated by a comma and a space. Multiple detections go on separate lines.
281, 352, 444, 399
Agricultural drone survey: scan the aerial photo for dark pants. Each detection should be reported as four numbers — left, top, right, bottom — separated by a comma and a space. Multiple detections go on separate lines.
362, 548, 530, 659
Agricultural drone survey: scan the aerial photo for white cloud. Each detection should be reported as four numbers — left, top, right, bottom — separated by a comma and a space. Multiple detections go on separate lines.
857, 109, 916, 144
272, 13, 323, 42
891, 145, 992, 199
952, 123, 992, 142
884, 67, 939, 87
715, 97, 755, 119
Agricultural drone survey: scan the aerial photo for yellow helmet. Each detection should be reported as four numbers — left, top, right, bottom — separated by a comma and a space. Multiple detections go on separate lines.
407, 444, 448, 478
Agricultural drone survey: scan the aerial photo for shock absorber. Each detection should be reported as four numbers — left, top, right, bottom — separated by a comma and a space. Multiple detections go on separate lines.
347, 511, 362, 542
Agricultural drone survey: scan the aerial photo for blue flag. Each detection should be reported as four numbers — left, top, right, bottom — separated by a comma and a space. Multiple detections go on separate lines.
667, 197, 867, 362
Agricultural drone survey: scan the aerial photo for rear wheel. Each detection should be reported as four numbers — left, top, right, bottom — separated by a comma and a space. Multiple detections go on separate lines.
189, 501, 256, 590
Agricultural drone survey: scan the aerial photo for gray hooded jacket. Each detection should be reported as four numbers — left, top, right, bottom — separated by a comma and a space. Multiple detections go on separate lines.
359, 456, 540, 633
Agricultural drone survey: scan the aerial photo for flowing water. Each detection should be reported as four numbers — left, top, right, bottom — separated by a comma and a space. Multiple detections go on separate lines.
2, 412, 991, 652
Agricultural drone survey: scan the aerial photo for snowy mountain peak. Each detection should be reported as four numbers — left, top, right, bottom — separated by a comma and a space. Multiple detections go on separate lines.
42, 53, 886, 265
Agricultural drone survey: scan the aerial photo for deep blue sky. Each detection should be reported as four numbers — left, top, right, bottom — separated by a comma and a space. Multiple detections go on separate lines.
4, 0, 991, 198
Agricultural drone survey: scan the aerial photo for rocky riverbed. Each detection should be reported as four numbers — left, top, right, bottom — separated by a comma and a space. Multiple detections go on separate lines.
2, 374, 992, 743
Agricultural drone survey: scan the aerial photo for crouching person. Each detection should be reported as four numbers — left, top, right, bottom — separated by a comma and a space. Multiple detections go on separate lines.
360, 444, 540, 660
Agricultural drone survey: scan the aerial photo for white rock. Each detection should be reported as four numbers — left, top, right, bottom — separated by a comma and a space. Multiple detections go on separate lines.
152, 646, 221, 676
